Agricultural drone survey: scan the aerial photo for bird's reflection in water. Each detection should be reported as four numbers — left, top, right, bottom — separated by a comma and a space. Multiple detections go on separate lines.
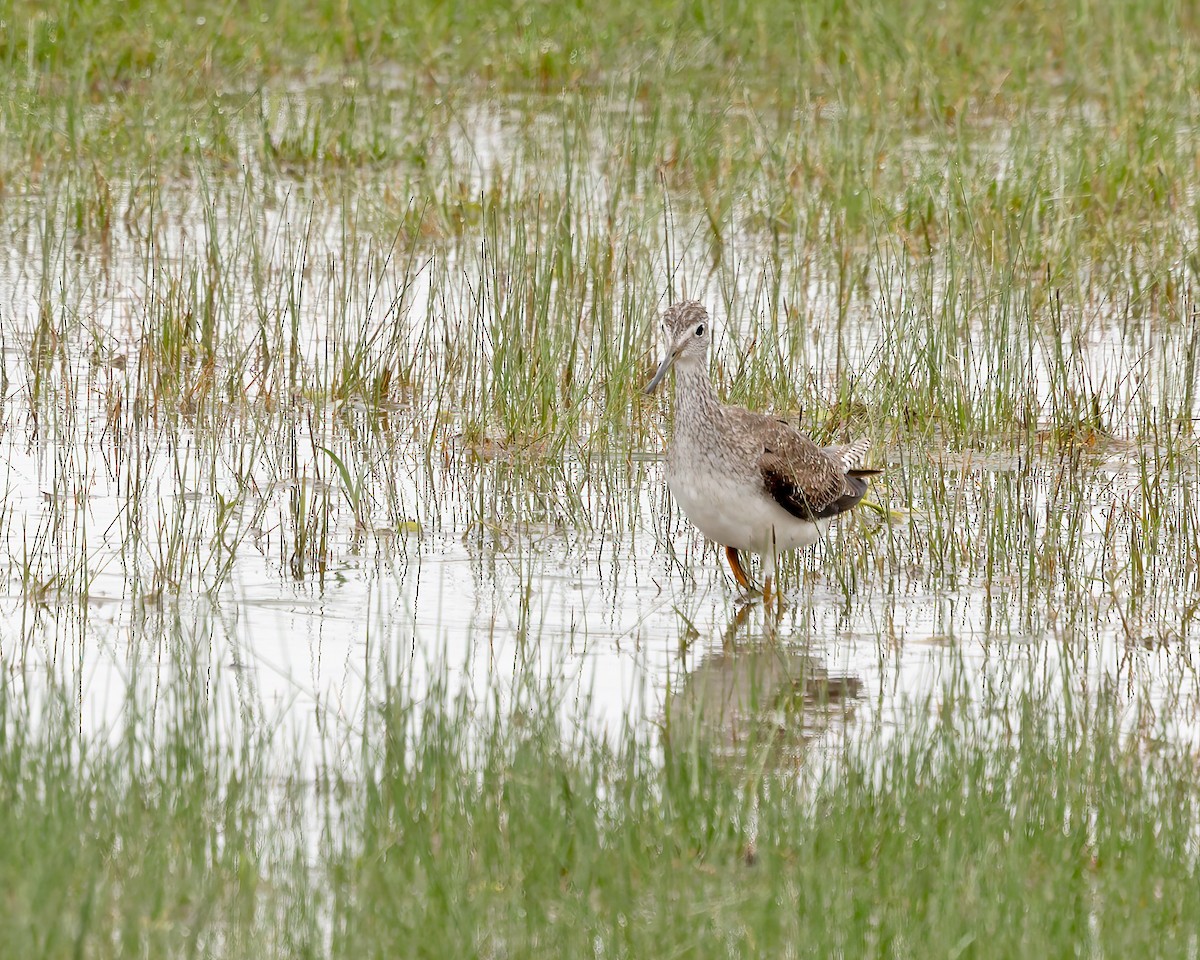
666, 605, 862, 766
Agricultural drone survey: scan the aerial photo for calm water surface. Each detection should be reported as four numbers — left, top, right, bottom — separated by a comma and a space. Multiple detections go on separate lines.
2, 101, 1197, 760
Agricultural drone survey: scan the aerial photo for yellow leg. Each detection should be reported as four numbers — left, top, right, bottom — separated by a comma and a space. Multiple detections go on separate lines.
762, 574, 774, 608
725, 546, 753, 592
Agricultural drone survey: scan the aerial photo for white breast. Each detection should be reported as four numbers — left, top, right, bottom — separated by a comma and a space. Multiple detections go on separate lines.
666, 468, 826, 554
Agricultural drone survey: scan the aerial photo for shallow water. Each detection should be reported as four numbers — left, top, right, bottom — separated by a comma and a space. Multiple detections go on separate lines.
3, 99, 1200, 763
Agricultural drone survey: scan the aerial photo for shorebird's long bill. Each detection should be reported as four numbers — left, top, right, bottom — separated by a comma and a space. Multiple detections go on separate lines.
643, 353, 675, 394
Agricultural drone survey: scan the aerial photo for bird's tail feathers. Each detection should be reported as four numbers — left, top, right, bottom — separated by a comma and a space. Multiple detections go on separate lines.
826, 437, 875, 472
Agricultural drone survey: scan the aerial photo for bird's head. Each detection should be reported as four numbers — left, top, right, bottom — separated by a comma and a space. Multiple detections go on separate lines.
643, 300, 711, 394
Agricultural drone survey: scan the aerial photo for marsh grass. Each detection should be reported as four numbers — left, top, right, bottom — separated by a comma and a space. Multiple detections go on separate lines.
5, 1, 1200, 953
6, 76, 1200, 662
4, 13, 1200, 628
2, 650, 1199, 957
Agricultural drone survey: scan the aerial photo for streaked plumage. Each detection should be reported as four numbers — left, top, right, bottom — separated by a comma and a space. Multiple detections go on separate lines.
644, 300, 880, 602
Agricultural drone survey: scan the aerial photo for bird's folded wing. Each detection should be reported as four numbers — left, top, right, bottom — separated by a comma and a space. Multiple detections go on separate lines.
757, 426, 848, 521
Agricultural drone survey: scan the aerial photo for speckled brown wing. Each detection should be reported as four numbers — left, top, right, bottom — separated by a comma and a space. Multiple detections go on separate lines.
757, 423, 866, 521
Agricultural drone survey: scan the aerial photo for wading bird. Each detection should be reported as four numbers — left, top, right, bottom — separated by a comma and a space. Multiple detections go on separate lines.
644, 301, 880, 604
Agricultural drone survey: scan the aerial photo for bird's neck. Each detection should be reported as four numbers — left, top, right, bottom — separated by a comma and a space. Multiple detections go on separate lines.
671, 359, 721, 430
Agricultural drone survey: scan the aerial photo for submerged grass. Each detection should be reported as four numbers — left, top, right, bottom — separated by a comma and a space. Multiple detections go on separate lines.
4, 3, 1200, 953
2, 654, 1198, 957
2, 0, 1199, 627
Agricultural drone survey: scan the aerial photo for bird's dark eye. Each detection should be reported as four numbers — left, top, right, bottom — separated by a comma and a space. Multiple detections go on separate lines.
695, 324, 705, 337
